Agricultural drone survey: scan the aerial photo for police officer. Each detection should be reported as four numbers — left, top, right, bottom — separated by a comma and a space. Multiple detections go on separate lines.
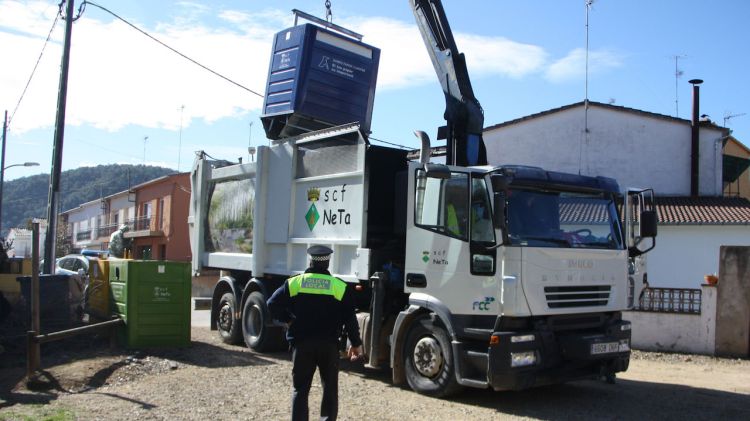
268, 245, 363, 421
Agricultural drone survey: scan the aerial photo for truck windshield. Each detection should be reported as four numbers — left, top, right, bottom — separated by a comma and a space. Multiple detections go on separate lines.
506, 189, 623, 249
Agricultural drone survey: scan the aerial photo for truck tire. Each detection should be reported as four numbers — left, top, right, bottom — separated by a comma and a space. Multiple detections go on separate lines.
404, 315, 462, 398
242, 291, 287, 352
217, 292, 242, 344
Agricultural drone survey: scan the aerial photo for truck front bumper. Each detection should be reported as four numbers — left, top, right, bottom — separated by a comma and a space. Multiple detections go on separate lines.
485, 319, 631, 391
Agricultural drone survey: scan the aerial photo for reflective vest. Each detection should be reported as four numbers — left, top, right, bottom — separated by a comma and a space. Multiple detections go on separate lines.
288, 273, 347, 301
447, 204, 460, 235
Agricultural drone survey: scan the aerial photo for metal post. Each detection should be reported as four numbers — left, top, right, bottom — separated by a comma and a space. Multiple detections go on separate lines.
27, 222, 41, 377
0, 110, 7, 236
43, 0, 75, 274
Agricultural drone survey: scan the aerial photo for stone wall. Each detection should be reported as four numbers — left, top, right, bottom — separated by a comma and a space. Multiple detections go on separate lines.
715, 246, 750, 357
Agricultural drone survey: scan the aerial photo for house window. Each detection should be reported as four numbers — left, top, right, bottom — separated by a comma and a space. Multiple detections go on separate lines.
158, 198, 165, 230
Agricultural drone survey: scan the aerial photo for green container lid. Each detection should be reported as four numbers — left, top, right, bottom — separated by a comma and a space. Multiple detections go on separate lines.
109, 260, 191, 348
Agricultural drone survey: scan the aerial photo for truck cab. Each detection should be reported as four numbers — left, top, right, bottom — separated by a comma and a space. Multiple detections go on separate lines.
393, 162, 653, 393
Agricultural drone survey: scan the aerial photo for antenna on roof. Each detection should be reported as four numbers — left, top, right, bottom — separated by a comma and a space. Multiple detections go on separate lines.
580, 0, 595, 175
723, 111, 746, 129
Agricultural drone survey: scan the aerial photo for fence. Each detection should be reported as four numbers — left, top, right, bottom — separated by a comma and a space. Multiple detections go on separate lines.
636, 287, 701, 314
625, 284, 717, 355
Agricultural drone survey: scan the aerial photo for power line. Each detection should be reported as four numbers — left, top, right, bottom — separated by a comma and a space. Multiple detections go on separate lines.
8, 3, 63, 130
82, 1, 265, 98
368, 135, 410, 149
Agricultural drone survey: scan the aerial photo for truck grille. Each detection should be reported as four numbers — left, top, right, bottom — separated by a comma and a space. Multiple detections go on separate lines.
544, 285, 611, 308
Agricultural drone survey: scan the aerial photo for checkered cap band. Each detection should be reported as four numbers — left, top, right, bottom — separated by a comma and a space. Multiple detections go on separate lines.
310, 255, 330, 262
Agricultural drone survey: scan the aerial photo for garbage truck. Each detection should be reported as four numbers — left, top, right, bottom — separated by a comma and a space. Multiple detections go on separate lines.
188, 2, 657, 397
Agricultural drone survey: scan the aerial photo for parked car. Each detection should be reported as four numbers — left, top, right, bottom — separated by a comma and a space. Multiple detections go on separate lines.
55, 254, 90, 276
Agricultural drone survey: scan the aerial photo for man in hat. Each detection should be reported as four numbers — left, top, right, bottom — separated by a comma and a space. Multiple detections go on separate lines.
268, 245, 363, 421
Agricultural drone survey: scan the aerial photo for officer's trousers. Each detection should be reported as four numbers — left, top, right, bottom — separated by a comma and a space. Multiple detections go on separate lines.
291, 340, 339, 421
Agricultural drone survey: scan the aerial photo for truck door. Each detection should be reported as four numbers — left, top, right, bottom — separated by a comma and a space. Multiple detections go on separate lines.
404, 163, 499, 317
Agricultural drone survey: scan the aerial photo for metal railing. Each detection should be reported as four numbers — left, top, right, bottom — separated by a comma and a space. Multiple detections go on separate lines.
131, 216, 152, 231
636, 287, 701, 314
75, 230, 92, 242
96, 224, 119, 239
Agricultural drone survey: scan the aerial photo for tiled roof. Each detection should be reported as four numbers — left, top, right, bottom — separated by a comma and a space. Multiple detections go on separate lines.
656, 196, 750, 225
560, 200, 609, 224
556, 196, 750, 225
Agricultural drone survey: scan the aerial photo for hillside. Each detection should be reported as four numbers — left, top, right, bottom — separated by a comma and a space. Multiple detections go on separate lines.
1, 165, 174, 236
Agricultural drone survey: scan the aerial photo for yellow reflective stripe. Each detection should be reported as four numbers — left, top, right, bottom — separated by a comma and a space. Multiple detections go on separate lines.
287, 273, 346, 301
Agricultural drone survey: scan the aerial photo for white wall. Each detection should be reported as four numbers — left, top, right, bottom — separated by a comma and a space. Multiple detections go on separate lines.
625, 285, 717, 355
648, 225, 750, 289
484, 104, 724, 196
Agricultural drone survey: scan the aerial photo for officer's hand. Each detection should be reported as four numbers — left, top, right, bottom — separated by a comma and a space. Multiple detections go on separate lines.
348, 345, 364, 361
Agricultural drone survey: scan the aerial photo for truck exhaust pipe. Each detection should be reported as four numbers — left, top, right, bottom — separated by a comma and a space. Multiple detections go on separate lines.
414, 130, 432, 165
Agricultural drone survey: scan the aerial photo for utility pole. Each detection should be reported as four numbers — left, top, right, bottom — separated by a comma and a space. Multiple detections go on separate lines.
43, 0, 75, 274
0, 111, 7, 236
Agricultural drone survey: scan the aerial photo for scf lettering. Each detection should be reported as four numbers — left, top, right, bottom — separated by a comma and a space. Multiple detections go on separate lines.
324, 184, 347, 202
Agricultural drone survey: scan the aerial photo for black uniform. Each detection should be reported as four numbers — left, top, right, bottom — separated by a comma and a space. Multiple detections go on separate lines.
268, 266, 362, 421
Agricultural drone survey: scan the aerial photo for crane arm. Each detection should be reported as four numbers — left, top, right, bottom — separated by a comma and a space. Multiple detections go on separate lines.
410, 0, 487, 166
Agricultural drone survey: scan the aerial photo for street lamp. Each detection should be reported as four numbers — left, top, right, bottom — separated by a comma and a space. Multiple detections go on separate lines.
0, 161, 40, 235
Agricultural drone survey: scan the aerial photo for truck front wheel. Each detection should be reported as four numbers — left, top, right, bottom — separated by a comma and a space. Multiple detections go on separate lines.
404, 315, 462, 397
217, 292, 242, 344
242, 291, 287, 352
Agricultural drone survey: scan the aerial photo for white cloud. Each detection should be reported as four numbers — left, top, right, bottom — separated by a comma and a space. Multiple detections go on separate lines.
1, 1, 551, 134
344, 16, 547, 90
545, 47, 624, 82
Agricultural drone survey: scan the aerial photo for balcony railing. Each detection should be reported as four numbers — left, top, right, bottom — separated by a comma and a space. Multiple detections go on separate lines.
96, 224, 119, 239
131, 216, 152, 231
636, 287, 701, 314
76, 230, 92, 242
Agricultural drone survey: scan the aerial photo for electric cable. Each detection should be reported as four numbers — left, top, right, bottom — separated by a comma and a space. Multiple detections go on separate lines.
82, 1, 265, 99
368, 135, 411, 149
7, 2, 63, 130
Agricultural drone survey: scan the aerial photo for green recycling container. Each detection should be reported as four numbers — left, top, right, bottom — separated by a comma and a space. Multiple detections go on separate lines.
109, 259, 191, 348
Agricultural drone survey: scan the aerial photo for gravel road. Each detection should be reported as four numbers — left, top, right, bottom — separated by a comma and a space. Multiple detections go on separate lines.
1, 327, 749, 420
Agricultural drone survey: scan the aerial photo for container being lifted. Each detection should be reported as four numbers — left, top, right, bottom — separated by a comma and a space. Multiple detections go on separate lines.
260, 10, 381, 140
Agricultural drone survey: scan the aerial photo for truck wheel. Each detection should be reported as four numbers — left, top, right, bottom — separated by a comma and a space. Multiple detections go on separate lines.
242, 292, 287, 352
217, 292, 242, 344
404, 315, 462, 397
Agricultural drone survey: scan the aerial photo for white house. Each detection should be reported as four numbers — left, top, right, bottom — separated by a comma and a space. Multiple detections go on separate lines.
6, 219, 46, 258
61, 189, 136, 253
481, 99, 750, 289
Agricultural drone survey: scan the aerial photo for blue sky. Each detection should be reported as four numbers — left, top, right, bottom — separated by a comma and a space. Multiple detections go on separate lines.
1, 0, 748, 181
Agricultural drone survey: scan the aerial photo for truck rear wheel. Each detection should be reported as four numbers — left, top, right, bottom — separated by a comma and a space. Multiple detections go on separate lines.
404, 315, 462, 397
217, 292, 242, 344
242, 291, 287, 352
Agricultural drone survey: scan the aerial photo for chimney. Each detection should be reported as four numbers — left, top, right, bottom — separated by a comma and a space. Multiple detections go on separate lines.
689, 79, 703, 197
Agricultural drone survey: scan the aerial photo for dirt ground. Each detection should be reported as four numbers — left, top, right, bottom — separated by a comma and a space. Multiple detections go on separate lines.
1, 327, 749, 420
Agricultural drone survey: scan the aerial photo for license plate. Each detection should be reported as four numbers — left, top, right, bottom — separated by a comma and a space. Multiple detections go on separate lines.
591, 342, 620, 355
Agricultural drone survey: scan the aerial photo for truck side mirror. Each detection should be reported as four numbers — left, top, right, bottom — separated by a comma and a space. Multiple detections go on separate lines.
640, 210, 657, 238
424, 163, 451, 179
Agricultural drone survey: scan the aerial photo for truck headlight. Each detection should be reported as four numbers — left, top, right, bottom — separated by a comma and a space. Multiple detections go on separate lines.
511, 334, 535, 343
510, 351, 537, 367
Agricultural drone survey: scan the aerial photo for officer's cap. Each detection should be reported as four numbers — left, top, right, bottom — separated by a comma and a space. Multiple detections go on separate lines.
307, 245, 333, 262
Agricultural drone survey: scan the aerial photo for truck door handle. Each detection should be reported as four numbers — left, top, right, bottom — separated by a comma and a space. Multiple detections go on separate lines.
406, 273, 427, 288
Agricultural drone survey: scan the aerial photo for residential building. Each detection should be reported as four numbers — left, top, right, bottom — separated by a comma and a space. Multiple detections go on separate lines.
480, 98, 750, 289
723, 135, 750, 199
63, 198, 107, 252
6, 219, 46, 258
125, 173, 191, 261
96, 190, 136, 250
